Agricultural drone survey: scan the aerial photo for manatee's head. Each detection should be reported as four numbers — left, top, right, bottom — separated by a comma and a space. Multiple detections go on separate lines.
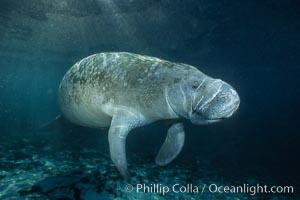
189, 78, 240, 124
167, 74, 240, 125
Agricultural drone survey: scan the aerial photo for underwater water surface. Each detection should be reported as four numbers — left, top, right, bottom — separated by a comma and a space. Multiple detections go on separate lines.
0, 0, 300, 199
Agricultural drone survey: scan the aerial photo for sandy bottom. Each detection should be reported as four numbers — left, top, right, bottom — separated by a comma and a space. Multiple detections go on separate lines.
0, 134, 296, 200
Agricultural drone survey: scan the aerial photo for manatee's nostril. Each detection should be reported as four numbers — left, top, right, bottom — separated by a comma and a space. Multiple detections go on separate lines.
219, 87, 240, 118
234, 93, 240, 106
230, 94, 240, 114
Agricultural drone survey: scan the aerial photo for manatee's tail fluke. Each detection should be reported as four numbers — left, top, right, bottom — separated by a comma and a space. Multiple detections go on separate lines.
37, 115, 77, 132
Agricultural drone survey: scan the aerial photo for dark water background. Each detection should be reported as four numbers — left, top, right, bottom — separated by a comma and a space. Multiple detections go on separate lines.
0, 0, 299, 198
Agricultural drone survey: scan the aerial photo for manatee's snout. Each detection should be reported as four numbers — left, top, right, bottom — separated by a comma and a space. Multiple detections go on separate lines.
189, 79, 239, 125
203, 82, 240, 120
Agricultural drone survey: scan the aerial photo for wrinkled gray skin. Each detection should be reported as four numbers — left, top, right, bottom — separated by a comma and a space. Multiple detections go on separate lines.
58, 52, 240, 178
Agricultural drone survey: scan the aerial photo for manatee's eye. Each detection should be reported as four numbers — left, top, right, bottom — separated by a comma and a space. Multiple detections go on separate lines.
191, 81, 199, 89
192, 85, 198, 89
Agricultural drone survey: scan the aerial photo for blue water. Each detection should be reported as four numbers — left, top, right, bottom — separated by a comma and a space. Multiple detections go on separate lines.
0, 0, 299, 199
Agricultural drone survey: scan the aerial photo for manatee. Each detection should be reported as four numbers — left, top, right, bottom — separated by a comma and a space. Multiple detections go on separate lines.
58, 52, 240, 178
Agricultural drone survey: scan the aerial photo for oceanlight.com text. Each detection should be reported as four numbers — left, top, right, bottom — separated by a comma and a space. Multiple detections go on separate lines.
124, 183, 294, 196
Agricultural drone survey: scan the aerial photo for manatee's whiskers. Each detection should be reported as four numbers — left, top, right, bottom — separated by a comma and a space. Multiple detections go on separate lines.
198, 80, 223, 111
193, 96, 204, 113
192, 78, 206, 113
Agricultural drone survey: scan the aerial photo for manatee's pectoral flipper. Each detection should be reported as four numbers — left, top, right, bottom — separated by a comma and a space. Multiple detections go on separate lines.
156, 123, 185, 166
108, 125, 129, 179
108, 109, 142, 179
